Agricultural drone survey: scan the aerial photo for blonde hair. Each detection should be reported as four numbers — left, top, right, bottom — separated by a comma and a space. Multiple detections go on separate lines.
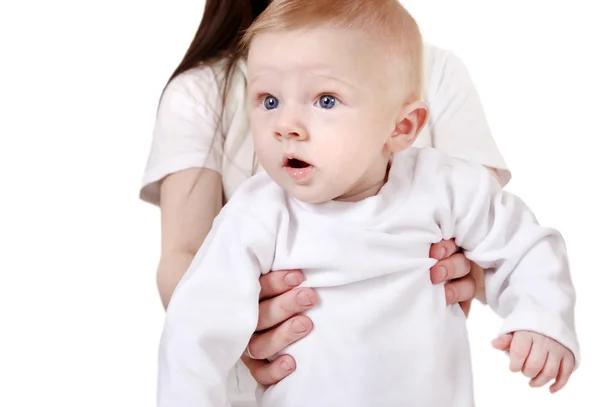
240, 0, 423, 102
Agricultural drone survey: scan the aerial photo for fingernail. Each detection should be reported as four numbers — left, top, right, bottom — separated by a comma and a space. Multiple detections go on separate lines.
281, 359, 294, 372
432, 266, 447, 283
291, 318, 307, 333
439, 247, 447, 259
296, 291, 313, 306
438, 266, 447, 281
284, 272, 300, 286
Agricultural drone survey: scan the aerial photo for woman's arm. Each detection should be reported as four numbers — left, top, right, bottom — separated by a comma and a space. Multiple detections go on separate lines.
157, 167, 223, 308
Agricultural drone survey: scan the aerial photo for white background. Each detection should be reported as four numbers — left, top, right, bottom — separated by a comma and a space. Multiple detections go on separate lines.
0, 0, 598, 406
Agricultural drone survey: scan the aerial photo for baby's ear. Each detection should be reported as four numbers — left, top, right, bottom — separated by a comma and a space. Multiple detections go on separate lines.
386, 100, 429, 153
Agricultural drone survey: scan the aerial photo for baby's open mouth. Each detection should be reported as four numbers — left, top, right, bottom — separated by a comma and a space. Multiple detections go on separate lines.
287, 158, 311, 168
283, 156, 314, 181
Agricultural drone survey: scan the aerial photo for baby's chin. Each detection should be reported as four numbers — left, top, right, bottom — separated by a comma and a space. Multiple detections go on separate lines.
283, 184, 338, 205
268, 170, 345, 204
289, 190, 333, 205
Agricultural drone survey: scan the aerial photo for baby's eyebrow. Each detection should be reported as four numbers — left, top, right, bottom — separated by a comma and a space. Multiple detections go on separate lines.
312, 74, 358, 90
247, 74, 268, 88
247, 66, 281, 86
247, 67, 362, 93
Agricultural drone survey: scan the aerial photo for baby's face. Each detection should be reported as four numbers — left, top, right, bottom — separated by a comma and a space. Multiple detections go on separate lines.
247, 26, 403, 203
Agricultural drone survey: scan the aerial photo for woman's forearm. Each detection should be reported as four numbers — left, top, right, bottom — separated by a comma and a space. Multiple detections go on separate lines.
157, 168, 224, 309
157, 250, 196, 309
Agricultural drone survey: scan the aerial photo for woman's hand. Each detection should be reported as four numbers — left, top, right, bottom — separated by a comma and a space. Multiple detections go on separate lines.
241, 270, 317, 386
429, 238, 486, 316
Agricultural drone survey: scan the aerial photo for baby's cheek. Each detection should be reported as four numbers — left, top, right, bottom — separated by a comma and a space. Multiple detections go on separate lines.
329, 147, 372, 182
254, 143, 280, 173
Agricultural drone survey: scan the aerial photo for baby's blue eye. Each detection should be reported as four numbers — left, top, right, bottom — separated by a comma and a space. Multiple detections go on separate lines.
263, 96, 279, 110
318, 95, 337, 109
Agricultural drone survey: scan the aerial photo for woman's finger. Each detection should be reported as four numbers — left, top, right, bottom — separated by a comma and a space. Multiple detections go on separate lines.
257, 288, 317, 331
241, 353, 296, 386
259, 269, 304, 300
470, 263, 487, 303
429, 238, 459, 260
247, 315, 313, 360
444, 274, 476, 305
430, 252, 471, 284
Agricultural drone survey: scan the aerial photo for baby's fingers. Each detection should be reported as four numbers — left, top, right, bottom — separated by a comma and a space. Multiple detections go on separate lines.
491, 334, 513, 352
522, 342, 548, 379
550, 356, 575, 393
509, 333, 533, 373
529, 352, 560, 388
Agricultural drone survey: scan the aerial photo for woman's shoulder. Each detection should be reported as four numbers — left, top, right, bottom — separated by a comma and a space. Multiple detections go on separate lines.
423, 42, 462, 71
161, 58, 247, 109
423, 43, 473, 104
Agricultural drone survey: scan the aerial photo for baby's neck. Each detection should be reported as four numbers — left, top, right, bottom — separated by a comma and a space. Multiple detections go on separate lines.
335, 161, 391, 203
335, 181, 385, 202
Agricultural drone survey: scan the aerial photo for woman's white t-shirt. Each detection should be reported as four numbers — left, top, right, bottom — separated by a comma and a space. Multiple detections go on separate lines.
140, 43, 512, 406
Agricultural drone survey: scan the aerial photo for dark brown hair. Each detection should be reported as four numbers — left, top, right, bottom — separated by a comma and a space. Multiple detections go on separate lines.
169, 1, 245, 84
165, 1, 270, 94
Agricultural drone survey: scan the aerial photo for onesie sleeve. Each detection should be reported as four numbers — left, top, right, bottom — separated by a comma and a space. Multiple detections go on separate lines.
425, 45, 511, 187
436, 155, 580, 367
157, 202, 275, 407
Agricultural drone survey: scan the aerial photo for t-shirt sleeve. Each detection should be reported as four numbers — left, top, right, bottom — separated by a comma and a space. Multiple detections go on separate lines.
425, 45, 512, 187
139, 67, 225, 205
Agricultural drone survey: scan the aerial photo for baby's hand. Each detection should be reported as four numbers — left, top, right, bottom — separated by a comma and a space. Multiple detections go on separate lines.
493, 330, 575, 393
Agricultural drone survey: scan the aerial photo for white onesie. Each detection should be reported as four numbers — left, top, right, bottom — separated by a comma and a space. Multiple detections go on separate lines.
157, 147, 579, 407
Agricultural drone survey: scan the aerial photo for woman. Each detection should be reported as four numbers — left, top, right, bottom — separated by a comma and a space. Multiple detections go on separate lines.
139, 0, 512, 403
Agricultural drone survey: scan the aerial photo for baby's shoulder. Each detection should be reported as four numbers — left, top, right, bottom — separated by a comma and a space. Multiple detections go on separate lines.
391, 146, 466, 174
222, 172, 288, 222
392, 147, 491, 190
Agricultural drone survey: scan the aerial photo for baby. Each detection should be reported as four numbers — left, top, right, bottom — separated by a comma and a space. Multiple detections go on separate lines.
157, 1, 579, 406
